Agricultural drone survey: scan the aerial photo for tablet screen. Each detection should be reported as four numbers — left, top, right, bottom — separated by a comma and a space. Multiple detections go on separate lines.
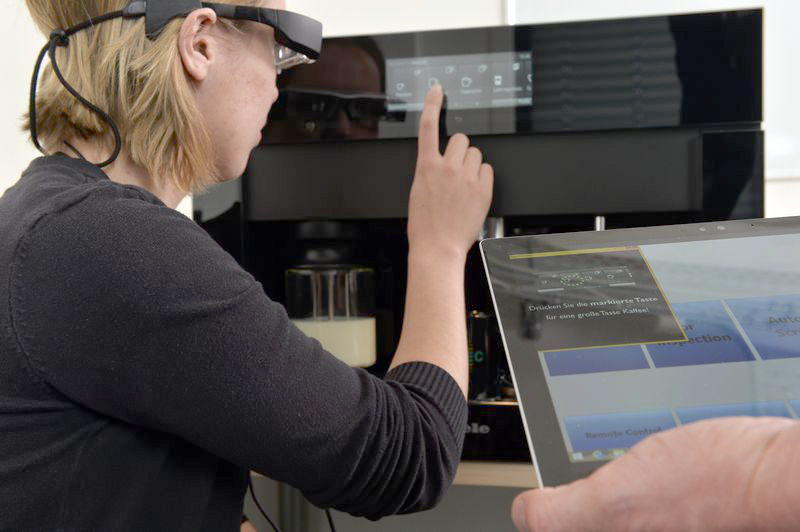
481, 218, 800, 486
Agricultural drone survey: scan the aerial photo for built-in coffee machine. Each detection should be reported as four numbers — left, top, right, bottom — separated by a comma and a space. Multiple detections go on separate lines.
195, 9, 763, 463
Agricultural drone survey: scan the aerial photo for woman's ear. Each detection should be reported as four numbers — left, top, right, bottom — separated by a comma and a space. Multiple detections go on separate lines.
177, 8, 219, 82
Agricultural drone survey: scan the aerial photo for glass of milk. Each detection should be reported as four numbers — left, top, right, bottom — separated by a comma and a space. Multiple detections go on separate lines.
286, 267, 376, 367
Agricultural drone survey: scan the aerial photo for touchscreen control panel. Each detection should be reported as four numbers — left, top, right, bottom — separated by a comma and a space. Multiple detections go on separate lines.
386, 52, 533, 112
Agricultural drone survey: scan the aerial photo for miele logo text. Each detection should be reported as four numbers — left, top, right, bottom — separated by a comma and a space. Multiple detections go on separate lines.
465, 422, 490, 434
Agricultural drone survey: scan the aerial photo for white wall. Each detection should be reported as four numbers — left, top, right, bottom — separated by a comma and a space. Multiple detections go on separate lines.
2, 1, 45, 194
510, 0, 800, 217
288, 0, 506, 35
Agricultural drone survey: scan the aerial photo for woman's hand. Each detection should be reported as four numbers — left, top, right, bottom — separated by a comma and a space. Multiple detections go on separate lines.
389, 85, 494, 395
407, 86, 494, 260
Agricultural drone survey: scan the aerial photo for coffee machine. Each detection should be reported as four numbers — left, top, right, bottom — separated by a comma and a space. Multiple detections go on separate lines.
195, 9, 763, 462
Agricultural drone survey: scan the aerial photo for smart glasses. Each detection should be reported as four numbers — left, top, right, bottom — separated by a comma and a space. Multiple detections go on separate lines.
134, 1, 323, 72
30, 0, 323, 167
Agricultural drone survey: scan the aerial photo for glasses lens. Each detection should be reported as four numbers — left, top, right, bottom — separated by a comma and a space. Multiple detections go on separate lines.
274, 45, 314, 73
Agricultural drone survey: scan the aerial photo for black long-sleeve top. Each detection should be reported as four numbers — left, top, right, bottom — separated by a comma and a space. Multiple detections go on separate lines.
0, 155, 467, 531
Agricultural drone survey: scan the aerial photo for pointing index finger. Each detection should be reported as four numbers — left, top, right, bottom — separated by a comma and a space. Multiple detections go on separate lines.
418, 85, 443, 160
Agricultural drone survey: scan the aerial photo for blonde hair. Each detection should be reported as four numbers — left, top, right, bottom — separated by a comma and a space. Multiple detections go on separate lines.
25, 0, 260, 194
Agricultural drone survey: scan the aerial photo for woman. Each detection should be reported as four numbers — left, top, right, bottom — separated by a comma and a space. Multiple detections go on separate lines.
0, 0, 493, 530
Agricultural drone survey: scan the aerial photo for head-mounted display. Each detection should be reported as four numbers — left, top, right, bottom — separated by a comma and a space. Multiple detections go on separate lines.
30, 0, 323, 167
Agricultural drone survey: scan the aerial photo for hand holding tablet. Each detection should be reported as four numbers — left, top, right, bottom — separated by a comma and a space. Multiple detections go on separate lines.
511, 416, 800, 532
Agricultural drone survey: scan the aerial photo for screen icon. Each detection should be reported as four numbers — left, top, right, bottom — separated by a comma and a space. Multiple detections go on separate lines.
494, 75, 503, 86
461, 77, 473, 88
478, 64, 488, 73
428, 77, 440, 88
445, 65, 455, 75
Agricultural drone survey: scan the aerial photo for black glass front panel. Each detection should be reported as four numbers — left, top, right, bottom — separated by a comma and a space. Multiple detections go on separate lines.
264, 9, 761, 144
244, 129, 763, 221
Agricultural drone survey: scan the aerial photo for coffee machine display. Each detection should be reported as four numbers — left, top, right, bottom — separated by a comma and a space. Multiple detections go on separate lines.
195, 9, 763, 464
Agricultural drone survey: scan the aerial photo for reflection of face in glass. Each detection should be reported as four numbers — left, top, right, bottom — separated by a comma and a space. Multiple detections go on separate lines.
265, 40, 387, 142
277, 89, 386, 137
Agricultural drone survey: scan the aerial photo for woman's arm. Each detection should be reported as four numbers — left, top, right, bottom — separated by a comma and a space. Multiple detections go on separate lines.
391, 86, 494, 396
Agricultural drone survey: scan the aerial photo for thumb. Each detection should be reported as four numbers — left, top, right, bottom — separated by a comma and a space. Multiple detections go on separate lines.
512, 481, 601, 532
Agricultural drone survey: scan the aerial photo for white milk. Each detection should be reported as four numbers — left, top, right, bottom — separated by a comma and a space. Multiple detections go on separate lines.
292, 317, 377, 367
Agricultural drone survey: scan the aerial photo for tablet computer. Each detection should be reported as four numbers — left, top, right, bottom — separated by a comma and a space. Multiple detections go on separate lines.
480, 216, 800, 487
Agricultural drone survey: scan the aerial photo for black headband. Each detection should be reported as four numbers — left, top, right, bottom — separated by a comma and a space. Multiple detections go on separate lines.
144, 0, 203, 40
128, 0, 323, 58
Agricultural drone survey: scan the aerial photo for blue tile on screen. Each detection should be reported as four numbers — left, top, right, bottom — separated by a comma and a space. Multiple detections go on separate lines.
648, 300, 754, 367
726, 294, 800, 360
545, 345, 649, 376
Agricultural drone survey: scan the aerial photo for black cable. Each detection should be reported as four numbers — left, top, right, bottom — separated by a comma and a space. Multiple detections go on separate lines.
29, 10, 125, 168
247, 473, 337, 532
47, 32, 122, 168
247, 473, 282, 532
29, 42, 49, 155
325, 508, 337, 532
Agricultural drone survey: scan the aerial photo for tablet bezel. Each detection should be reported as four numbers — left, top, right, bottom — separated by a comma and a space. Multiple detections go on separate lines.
480, 216, 800, 486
